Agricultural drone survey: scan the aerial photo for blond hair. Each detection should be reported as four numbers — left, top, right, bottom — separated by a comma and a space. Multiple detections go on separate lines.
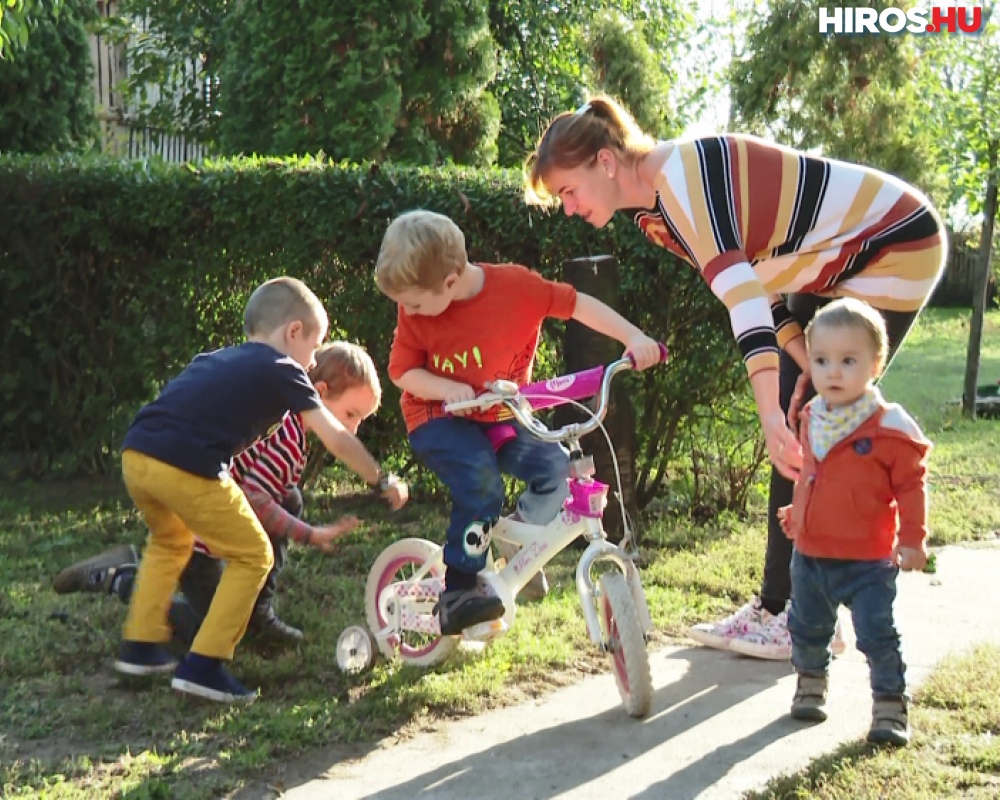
524, 94, 656, 208
806, 298, 889, 374
374, 210, 468, 295
308, 341, 382, 409
244, 276, 327, 337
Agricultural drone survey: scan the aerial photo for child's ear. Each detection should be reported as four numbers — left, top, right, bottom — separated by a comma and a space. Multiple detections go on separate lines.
443, 273, 460, 290
313, 380, 328, 395
287, 319, 304, 339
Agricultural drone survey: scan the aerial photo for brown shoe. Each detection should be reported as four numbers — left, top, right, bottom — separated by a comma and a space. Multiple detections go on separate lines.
54, 544, 138, 595
867, 695, 910, 746
791, 673, 829, 721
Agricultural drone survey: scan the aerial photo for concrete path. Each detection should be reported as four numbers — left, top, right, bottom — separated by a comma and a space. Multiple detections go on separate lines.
276, 545, 1000, 800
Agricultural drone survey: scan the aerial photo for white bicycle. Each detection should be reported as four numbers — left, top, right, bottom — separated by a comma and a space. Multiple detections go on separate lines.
336, 345, 667, 717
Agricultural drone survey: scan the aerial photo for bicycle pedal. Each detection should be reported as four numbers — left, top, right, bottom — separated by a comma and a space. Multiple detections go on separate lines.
462, 618, 508, 642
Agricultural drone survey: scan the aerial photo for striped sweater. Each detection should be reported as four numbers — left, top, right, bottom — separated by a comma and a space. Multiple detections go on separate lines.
633, 134, 946, 377
193, 412, 313, 557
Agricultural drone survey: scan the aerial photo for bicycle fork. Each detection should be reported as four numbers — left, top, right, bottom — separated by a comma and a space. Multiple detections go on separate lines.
576, 536, 655, 647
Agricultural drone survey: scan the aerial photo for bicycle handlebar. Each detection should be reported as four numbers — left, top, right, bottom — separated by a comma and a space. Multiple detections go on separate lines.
442, 342, 668, 444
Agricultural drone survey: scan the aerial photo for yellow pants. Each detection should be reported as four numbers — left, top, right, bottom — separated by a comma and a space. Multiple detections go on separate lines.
121, 450, 274, 660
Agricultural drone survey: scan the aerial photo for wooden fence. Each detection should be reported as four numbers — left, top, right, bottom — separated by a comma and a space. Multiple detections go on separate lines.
932, 230, 999, 307
89, 0, 207, 163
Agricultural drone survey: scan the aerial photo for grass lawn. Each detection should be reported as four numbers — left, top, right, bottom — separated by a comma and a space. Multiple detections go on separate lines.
748, 644, 1000, 799
1, 308, 998, 798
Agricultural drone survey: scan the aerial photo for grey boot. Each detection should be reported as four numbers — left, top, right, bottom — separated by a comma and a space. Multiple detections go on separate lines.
791, 673, 829, 721
249, 605, 303, 644
867, 694, 910, 746
54, 544, 138, 595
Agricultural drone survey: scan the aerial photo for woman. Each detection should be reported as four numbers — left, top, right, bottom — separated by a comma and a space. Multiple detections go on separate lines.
524, 95, 945, 660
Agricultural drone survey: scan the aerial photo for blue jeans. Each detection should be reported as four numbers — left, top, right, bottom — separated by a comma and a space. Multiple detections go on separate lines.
789, 550, 906, 697
409, 416, 570, 577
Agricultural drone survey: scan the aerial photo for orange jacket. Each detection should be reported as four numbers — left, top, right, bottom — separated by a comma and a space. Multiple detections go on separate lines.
786, 402, 931, 560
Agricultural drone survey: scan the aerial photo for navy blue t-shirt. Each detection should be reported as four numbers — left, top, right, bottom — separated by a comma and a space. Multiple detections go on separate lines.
122, 342, 323, 479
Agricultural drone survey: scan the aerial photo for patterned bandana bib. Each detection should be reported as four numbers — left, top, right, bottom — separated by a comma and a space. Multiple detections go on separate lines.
808, 387, 882, 461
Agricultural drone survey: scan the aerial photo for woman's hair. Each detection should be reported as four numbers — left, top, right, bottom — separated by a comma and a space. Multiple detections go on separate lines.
308, 342, 382, 408
524, 94, 655, 208
805, 298, 889, 374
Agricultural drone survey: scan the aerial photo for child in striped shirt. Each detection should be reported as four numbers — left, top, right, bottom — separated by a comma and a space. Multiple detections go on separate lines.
54, 342, 398, 645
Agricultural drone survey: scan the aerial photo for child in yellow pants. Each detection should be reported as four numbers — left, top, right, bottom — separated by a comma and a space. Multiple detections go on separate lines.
118, 277, 407, 703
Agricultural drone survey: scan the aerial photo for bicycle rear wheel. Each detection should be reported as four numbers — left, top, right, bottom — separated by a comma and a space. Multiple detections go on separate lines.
365, 538, 458, 667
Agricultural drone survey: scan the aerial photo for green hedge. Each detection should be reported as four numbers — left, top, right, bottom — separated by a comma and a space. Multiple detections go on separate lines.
0, 154, 742, 481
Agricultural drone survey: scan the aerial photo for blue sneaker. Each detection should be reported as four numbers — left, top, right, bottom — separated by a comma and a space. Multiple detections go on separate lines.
114, 640, 177, 676
171, 654, 257, 704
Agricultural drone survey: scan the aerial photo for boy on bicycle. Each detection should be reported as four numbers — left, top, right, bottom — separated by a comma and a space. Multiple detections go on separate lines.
375, 210, 660, 635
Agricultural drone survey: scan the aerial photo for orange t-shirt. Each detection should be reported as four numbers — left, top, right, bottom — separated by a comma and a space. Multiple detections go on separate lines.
388, 263, 578, 432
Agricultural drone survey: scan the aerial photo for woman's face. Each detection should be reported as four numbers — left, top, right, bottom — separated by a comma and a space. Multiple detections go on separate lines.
543, 151, 621, 228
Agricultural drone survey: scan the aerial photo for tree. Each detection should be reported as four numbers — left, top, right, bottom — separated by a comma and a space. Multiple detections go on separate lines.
215, 0, 499, 164
729, 0, 943, 200
1, 0, 33, 57
487, 0, 692, 166
921, 24, 1000, 417
586, 13, 674, 138
0, 0, 96, 154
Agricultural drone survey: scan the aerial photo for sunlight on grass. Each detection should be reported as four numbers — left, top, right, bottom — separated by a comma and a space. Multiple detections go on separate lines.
748, 644, 1000, 799
880, 309, 1000, 545
1, 309, 997, 798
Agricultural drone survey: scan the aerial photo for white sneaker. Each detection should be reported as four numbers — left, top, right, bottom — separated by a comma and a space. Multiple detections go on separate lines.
688, 597, 768, 651
728, 606, 791, 660
729, 608, 848, 661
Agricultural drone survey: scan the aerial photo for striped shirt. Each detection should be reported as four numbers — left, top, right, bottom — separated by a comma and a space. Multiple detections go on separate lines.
634, 134, 946, 377
193, 412, 313, 557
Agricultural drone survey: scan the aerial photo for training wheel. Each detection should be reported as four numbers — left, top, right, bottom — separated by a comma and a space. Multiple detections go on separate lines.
336, 625, 377, 674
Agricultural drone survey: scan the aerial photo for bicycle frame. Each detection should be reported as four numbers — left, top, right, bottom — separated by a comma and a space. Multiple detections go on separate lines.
371, 350, 664, 651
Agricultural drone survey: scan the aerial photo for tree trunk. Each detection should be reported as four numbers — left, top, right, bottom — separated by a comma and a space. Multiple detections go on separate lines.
553, 255, 638, 544
963, 139, 999, 419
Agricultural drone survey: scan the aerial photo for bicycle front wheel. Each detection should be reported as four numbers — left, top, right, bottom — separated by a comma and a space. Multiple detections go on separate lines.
598, 571, 652, 718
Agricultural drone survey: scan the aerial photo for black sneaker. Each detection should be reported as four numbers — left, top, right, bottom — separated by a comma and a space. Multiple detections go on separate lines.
172, 654, 257, 704
54, 544, 138, 595
114, 640, 177, 676
434, 588, 505, 636
249, 606, 303, 644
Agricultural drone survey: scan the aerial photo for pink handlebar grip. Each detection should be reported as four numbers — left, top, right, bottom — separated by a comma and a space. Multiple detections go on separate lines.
627, 342, 669, 368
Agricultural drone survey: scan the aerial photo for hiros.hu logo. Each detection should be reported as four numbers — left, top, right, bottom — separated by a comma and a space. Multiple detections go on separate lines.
819, 3, 993, 34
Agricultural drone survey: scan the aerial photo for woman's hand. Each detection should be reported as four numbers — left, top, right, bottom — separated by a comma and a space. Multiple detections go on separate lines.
762, 411, 803, 481
787, 371, 812, 434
